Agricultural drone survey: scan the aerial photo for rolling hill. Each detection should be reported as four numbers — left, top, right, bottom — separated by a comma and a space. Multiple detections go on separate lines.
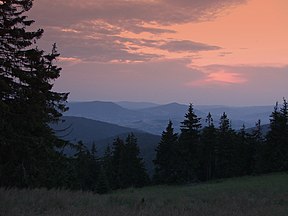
115, 101, 159, 110
52, 116, 141, 143
51, 116, 161, 173
64, 101, 274, 134
65, 101, 144, 124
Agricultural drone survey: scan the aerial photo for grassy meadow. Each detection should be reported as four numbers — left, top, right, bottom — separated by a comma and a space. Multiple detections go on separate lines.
1, 173, 288, 216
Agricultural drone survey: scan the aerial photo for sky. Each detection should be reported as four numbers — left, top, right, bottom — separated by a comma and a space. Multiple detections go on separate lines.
28, 0, 288, 106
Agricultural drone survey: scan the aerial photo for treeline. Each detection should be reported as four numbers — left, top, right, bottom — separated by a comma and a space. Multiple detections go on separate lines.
59, 134, 149, 194
154, 101, 288, 184
56, 99, 288, 192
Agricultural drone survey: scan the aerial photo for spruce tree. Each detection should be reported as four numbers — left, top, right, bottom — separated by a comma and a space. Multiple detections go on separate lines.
102, 145, 113, 189
111, 137, 125, 189
154, 120, 179, 184
199, 113, 217, 181
251, 120, 265, 174
118, 133, 149, 188
0, 0, 68, 187
72, 141, 99, 191
178, 103, 202, 182
234, 125, 253, 176
180, 103, 202, 134
265, 99, 288, 172
215, 112, 236, 178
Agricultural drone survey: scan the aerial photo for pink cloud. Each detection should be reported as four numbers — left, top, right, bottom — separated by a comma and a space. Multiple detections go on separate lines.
207, 71, 247, 84
58, 57, 82, 64
186, 70, 247, 87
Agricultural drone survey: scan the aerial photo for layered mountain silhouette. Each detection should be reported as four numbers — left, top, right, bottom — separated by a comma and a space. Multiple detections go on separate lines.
65, 101, 273, 134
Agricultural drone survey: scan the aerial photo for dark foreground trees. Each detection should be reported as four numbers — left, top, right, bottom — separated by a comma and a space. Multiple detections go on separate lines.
110, 134, 149, 189
154, 120, 179, 183
263, 99, 288, 172
0, 0, 68, 187
0, 1, 150, 192
177, 103, 202, 182
154, 99, 288, 184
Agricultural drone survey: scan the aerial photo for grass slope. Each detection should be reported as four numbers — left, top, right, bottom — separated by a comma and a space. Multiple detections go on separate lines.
1, 173, 288, 216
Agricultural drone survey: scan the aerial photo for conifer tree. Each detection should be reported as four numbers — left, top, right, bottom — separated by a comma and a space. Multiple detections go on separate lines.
251, 120, 265, 173
180, 103, 202, 135
215, 112, 236, 178
154, 120, 179, 184
111, 137, 125, 189
0, 0, 68, 187
234, 125, 253, 176
265, 99, 288, 172
72, 141, 99, 191
118, 133, 149, 188
178, 103, 202, 182
199, 113, 217, 181
102, 145, 113, 189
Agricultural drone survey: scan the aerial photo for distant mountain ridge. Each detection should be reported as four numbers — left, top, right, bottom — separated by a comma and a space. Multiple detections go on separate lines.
116, 101, 159, 110
64, 101, 274, 135
52, 116, 142, 143
66, 101, 141, 123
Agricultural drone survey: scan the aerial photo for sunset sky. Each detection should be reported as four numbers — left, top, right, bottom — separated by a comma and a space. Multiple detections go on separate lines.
28, 0, 288, 106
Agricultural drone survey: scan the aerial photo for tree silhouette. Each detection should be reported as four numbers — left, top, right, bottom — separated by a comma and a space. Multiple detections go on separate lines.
199, 113, 217, 181
118, 133, 149, 188
0, 0, 68, 187
154, 120, 179, 184
215, 112, 236, 178
265, 99, 288, 172
178, 103, 202, 182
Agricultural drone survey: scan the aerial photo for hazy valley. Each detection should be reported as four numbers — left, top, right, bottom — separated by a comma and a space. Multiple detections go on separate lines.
65, 101, 273, 135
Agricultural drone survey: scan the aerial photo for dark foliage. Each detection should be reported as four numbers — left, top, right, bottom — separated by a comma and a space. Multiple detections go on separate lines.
153, 120, 179, 183
110, 134, 149, 189
0, 0, 68, 188
198, 113, 217, 181
263, 99, 288, 172
177, 103, 202, 182
153, 99, 288, 185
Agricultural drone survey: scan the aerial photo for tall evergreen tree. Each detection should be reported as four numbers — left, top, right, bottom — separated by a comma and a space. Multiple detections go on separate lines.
265, 99, 288, 172
111, 137, 125, 189
234, 125, 253, 176
0, 0, 68, 187
101, 145, 113, 190
251, 120, 265, 173
180, 103, 202, 134
72, 141, 99, 191
199, 113, 217, 181
118, 133, 149, 188
154, 120, 179, 184
215, 112, 236, 178
178, 103, 202, 182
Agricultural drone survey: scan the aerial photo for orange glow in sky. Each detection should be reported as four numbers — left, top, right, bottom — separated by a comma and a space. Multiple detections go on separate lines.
30, 0, 288, 105
120, 0, 288, 66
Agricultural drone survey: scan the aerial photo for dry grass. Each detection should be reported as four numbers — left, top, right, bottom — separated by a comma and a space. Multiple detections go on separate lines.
1, 173, 288, 216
